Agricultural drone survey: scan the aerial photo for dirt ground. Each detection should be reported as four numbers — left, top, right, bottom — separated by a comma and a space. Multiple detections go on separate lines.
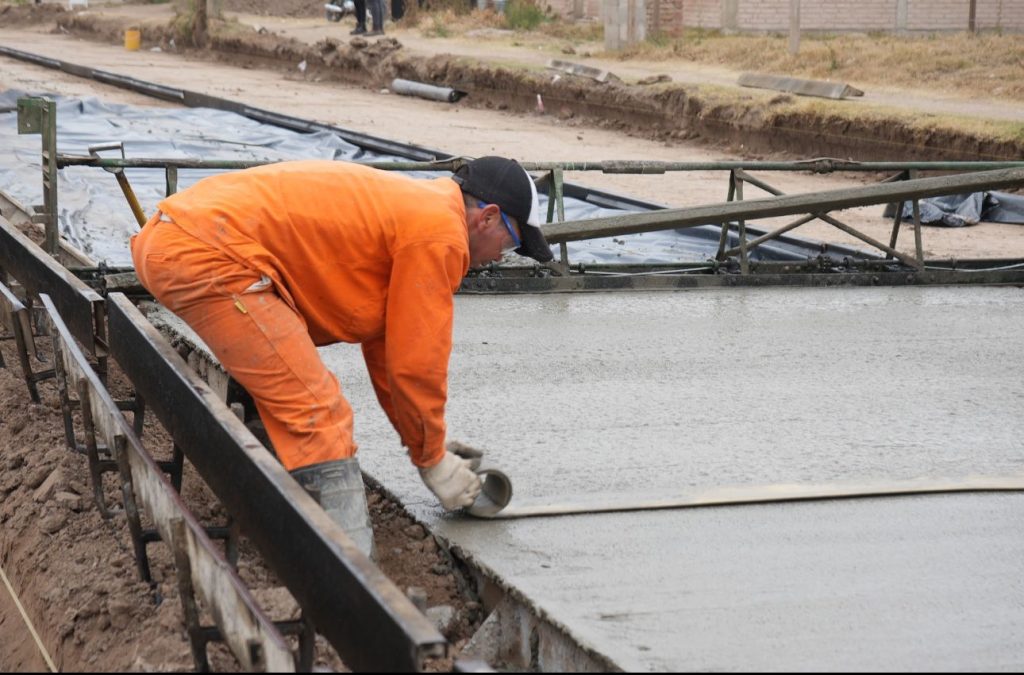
2, 2, 1024, 671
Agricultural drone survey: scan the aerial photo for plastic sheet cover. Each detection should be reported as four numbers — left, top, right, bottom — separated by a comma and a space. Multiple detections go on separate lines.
895, 191, 1024, 228
1, 89, 845, 266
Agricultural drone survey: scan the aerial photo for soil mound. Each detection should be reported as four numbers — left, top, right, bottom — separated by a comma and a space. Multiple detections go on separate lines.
221, 0, 323, 18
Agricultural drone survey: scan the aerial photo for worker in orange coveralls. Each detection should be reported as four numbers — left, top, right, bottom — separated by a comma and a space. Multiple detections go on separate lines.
131, 157, 553, 560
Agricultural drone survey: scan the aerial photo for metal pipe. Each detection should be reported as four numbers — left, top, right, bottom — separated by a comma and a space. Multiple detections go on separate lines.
390, 78, 466, 103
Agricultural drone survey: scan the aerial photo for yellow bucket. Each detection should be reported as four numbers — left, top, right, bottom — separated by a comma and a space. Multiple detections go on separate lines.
124, 29, 141, 51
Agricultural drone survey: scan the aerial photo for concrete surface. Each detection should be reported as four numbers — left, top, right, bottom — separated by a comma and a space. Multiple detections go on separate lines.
319, 285, 1024, 670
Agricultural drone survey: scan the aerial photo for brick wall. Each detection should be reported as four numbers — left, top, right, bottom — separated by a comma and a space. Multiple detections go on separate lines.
539, 0, 1024, 34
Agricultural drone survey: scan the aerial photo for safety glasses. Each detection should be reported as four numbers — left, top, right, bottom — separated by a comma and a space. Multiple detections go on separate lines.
478, 201, 521, 249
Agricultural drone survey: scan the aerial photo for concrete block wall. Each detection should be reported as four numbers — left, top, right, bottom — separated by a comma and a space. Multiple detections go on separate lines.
907, 0, 969, 31
903, 0, 1023, 31
749, 0, 895, 31
976, 0, 1022, 30
539, 0, 1023, 34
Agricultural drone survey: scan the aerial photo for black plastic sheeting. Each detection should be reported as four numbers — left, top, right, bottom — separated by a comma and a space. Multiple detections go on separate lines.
1, 88, 863, 266
888, 191, 1024, 228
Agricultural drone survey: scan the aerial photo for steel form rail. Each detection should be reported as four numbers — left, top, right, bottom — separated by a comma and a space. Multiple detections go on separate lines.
106, 293, 448, 672
0, 216, 105, 356
41, 293, 299, 672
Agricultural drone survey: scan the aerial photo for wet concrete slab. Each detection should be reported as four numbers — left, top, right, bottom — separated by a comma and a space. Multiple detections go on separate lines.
320, 285, 1024, 670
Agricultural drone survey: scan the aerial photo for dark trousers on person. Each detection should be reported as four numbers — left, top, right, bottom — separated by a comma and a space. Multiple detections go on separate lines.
352, 0, 367, 31
367, 0, 384, 32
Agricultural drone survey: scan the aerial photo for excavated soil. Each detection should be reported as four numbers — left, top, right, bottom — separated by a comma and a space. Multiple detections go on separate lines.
0, 298, 483, 671
219, 0, 323, 19
36, 8, 1024, 162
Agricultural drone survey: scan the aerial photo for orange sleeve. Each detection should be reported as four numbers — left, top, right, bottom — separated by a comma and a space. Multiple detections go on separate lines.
361, 335, 399, 431
375, 240, 466, 468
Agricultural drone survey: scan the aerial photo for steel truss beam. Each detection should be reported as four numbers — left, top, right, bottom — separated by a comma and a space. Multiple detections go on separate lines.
44, 152, 1024, 280
542, 167, 1024, 243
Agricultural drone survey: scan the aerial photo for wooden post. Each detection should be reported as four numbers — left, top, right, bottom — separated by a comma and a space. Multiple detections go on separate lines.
968, 0, 977, 33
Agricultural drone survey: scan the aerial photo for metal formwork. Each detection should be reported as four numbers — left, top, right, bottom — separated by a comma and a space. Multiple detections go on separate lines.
13, 91, 1024, 295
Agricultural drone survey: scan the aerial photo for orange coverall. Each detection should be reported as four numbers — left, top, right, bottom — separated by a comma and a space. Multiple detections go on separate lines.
131, 160, 470, 471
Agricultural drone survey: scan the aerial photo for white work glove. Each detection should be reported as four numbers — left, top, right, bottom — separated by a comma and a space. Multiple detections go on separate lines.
419, 450, 482, 511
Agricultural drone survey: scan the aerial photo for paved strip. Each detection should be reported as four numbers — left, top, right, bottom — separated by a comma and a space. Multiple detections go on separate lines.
321, 285, 1024, 670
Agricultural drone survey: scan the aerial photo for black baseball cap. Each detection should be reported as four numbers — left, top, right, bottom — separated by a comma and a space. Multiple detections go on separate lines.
452, 156, 554, 263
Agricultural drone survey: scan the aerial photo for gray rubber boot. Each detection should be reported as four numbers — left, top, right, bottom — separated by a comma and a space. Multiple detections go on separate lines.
291, 458, 377, 561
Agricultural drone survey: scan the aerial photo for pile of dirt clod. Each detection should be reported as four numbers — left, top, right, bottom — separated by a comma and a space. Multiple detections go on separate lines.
0, 313, 482, 671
